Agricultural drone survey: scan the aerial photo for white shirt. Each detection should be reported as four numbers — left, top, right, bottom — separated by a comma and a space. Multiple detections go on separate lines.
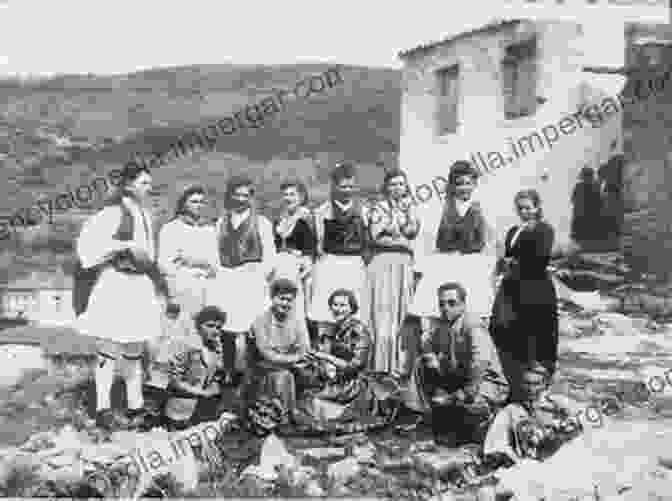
77, 197, 155, 270
332, 199, 353, 213
455, 198, 473, 218
158, 218, 219, 277
230, 208, 251, 230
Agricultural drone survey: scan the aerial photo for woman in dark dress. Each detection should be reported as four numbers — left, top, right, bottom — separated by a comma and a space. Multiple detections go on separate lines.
570, 166, 604, 245
490, 189, 558, 399
273, 179, 317, 320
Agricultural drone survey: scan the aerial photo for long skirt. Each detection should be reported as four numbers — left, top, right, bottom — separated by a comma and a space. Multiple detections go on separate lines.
272, 252, 312, 320
363, 252, 414, 373
75, 268, 163, 343
292, 369, 401, 435
409, 253, 497, 319
206, 263, 271, 333
309, 254, 366, 323
168, 270, 213, 336
490, 274, 558, 398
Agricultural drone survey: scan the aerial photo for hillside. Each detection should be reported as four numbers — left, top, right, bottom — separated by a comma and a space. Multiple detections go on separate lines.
0, 64, 401, 282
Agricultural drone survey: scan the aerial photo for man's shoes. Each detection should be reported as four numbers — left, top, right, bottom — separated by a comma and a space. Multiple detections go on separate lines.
126, 408, 152, 430
96, 409, 131, 431
434, 432, 459, 448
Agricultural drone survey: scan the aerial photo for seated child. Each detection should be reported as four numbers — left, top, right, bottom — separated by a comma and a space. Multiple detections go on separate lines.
483, 361, 583, 465
161, 305, 242, 430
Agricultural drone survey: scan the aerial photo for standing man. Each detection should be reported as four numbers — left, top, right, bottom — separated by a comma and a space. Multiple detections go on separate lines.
207, 175, 277, 371
75, 164, 170, 430
414, 282, 509, 447
309, 162, 369, 337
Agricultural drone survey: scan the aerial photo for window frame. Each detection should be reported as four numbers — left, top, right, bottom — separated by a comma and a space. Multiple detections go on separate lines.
435, 63, 461, 136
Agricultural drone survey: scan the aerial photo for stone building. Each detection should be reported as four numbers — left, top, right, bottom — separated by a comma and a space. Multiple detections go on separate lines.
397, 18, 626, 256
620, 22, 672, 278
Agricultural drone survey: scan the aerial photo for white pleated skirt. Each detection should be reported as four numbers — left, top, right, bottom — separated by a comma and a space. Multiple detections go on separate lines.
205, 262, 271, 333
75, 268, 164, 343
409, 252, 497, 319
169, 270, 213, 336
272, 252, 313, 320
309, 254, 366, 323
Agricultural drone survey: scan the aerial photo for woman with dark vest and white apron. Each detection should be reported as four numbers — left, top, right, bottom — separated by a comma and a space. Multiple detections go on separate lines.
206, 175, 277, 371
74, 164, 169, 430
309, 163, 369, 336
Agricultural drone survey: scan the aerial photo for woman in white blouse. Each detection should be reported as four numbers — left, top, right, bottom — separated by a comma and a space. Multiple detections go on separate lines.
75, 164, 167, 430
158, 185, 219, 336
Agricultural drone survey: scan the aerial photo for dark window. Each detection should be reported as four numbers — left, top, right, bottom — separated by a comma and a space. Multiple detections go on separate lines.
502, 38, 538, 119
436, 64, 460, 135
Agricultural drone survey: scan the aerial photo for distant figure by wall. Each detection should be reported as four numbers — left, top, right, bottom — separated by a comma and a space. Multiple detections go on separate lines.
570, 166, 605, 249
597, 154, 625, 247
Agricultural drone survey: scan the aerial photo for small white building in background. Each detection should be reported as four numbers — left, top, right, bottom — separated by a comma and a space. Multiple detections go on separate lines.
397, 17, 626, 256
0, 269, 75, 326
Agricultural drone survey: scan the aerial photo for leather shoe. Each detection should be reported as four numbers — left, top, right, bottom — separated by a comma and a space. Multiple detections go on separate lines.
96, 409, 131, 431
126, 408, 152, 430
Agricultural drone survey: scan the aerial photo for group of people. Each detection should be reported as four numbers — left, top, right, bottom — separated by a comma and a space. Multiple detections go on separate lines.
570, 154, 624, 249
72, 158, 565, 460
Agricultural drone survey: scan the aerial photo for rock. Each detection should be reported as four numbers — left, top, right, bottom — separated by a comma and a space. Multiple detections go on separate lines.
0, 345, 46, 388
303, 479, 325, 497
413, 449, 475, 478
300, 447, 346, 461
410, 440, 437, 454
475, 485, 497, 501
330, 482, 354, 496
328, 457, 360, 483
39, 458, 84, 484
288, 465, 317, 485
428, 492, 456, 501
242, 434, 295, 482
328, 432, 368, 446
352, 443, 376, 464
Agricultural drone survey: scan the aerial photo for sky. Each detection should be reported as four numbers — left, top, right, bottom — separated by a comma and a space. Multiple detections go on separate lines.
0, 0, 668, 76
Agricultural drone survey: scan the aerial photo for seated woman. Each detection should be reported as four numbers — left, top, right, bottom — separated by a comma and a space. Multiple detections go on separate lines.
159, 306, 242, 430
247, 278, 312, 434
293, 289, 402, 435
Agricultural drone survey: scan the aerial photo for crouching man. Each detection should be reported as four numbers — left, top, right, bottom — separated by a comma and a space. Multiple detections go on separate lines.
415, 282, 509, 447
160, 306, 243, 430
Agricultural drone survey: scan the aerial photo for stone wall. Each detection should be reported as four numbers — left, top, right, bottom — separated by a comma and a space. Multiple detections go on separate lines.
622, 23, 672, 278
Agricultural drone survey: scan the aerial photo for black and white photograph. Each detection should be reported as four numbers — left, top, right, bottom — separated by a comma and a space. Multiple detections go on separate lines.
0, 0, 670, 499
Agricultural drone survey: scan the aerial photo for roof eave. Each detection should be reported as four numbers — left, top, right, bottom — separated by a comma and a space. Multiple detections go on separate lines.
398, 19, 521, 61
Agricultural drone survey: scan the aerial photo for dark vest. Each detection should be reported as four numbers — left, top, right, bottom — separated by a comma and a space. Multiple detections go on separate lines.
217, 209, 264, 268
431, 319, 473, 377
73, 199, 164, 316
435, 199, 485, 254
322, 200, 367, 256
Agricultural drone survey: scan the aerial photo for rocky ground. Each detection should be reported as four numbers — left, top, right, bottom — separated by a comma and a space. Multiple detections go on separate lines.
1, 253, 672, 499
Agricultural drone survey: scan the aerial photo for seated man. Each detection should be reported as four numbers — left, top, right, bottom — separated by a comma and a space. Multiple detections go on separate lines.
158, 305, 242, 430
247, 278, 311, 434
414, 282, 509, 447
483, 361, 583, 464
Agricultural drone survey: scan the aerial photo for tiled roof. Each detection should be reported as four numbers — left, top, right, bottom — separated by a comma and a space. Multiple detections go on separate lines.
398, 19, 521, 60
